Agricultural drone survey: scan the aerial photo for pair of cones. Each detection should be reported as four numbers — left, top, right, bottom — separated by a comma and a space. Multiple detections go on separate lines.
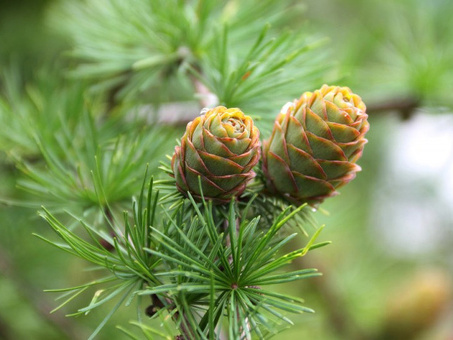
172, 85, 370, 205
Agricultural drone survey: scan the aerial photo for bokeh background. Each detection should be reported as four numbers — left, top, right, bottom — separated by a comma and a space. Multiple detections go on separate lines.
1, 0, 452, 339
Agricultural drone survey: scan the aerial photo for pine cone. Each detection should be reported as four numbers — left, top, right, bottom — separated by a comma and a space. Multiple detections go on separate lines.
262, 85, 369, 204
172, 106, 260, 203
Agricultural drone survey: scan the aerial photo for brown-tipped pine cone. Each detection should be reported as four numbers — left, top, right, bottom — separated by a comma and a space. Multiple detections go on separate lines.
172, 106, 260, 203
262, 85, 369, 204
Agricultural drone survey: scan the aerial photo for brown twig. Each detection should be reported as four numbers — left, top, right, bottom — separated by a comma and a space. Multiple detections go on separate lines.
173, 309, 196, 340
366, 97, 420, 120
0, 314, 14, 340
191, 76, 219, 109
145, 293, 195, 340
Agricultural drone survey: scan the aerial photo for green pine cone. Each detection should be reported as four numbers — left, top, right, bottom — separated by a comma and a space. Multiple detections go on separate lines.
262, 85, 369, 205
172, 106, 260, 203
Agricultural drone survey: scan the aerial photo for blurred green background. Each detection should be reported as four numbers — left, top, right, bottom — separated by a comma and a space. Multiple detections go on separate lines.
1, 0, 452, 339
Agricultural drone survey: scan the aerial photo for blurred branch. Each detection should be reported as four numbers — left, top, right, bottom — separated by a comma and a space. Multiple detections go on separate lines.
191, 76, 218, 109
367, 97, 420, 120
141, 95, 422, 127
0, 314, 14, 340
0, 245, 88, 340
132, 76, 218, 127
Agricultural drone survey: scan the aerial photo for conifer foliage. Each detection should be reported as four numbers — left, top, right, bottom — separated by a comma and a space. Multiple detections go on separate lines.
0, 0, 370, 339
